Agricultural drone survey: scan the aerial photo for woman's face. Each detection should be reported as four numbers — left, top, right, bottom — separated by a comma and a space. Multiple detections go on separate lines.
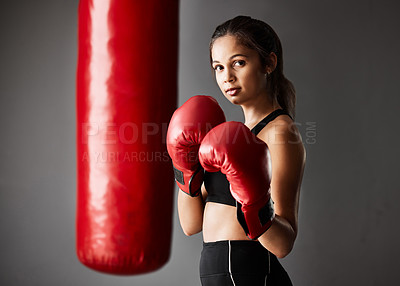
211, 35, 268, 106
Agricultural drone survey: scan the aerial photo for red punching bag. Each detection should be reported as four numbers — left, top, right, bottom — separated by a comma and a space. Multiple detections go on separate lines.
76, 0, 179, 275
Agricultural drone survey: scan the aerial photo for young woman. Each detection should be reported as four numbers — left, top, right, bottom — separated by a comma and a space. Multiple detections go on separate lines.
168, 15, 305, 286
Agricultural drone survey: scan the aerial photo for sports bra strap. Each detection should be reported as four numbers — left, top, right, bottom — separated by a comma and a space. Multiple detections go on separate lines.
250, 109, 292, 136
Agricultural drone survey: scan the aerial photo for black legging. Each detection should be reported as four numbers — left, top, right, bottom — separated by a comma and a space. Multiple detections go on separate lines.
200, 240, 292, 286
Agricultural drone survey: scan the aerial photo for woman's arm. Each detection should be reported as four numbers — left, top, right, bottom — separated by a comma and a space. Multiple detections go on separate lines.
177, 184, 207, 236
257, 117, 306, 258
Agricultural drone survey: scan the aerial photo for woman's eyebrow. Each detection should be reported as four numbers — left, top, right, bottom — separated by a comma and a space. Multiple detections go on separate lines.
230, 53, 249, 59
212, 54, 249, 64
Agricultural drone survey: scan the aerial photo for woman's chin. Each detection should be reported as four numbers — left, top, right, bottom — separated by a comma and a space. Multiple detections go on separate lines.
230, 96, 246, 106
224, 95, 241, 105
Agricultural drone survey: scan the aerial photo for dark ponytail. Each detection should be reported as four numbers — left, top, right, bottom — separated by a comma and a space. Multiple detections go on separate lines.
210, 16, 296, 119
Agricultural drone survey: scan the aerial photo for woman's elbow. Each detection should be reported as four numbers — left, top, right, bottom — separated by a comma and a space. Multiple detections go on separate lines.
182, 228, 201, 237
275, 231, 297, 258
259, 229, 296, 258
181, 223, 202, 237
274, 243, 294, 259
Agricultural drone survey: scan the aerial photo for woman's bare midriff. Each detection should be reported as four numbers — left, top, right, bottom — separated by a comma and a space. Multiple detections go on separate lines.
202, 202, 252, 242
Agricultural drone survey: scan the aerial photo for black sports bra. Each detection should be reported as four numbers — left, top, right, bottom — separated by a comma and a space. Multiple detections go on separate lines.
204, 109, 292, 206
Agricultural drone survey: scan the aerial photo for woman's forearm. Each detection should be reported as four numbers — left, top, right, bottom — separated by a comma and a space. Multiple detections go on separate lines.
258, 214, 297, 258
177, 190, 205, 236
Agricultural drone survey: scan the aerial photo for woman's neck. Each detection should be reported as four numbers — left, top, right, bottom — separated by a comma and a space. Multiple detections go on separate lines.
241, 96, 281, 130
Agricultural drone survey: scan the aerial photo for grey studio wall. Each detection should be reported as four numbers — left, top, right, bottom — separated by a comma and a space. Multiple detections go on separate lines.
1, 0, 399, 285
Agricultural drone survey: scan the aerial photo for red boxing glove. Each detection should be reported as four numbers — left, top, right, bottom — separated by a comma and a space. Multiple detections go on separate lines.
199, 121, 274, 239
167, 96, 225, 196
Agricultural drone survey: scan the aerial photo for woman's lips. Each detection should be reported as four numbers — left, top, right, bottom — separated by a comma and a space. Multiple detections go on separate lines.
226, 88, 241, 96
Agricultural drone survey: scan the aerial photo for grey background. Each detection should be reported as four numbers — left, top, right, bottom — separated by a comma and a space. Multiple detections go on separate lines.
1, 0, 399, 285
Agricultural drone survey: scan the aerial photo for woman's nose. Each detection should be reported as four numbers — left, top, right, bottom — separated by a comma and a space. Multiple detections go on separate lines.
224, 69, 235, 83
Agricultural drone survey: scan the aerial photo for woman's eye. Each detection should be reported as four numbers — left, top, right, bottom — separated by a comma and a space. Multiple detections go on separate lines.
214, 65, 224, 71
234, 60, 245, 67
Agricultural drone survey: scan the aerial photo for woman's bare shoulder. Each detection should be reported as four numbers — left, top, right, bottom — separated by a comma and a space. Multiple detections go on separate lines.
257, 114, 302, 147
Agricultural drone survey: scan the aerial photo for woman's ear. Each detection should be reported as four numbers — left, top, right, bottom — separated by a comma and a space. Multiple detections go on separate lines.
265, 52, 278, 74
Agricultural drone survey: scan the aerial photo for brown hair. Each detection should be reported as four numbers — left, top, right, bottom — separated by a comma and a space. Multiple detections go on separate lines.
210, 16, 296, 118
